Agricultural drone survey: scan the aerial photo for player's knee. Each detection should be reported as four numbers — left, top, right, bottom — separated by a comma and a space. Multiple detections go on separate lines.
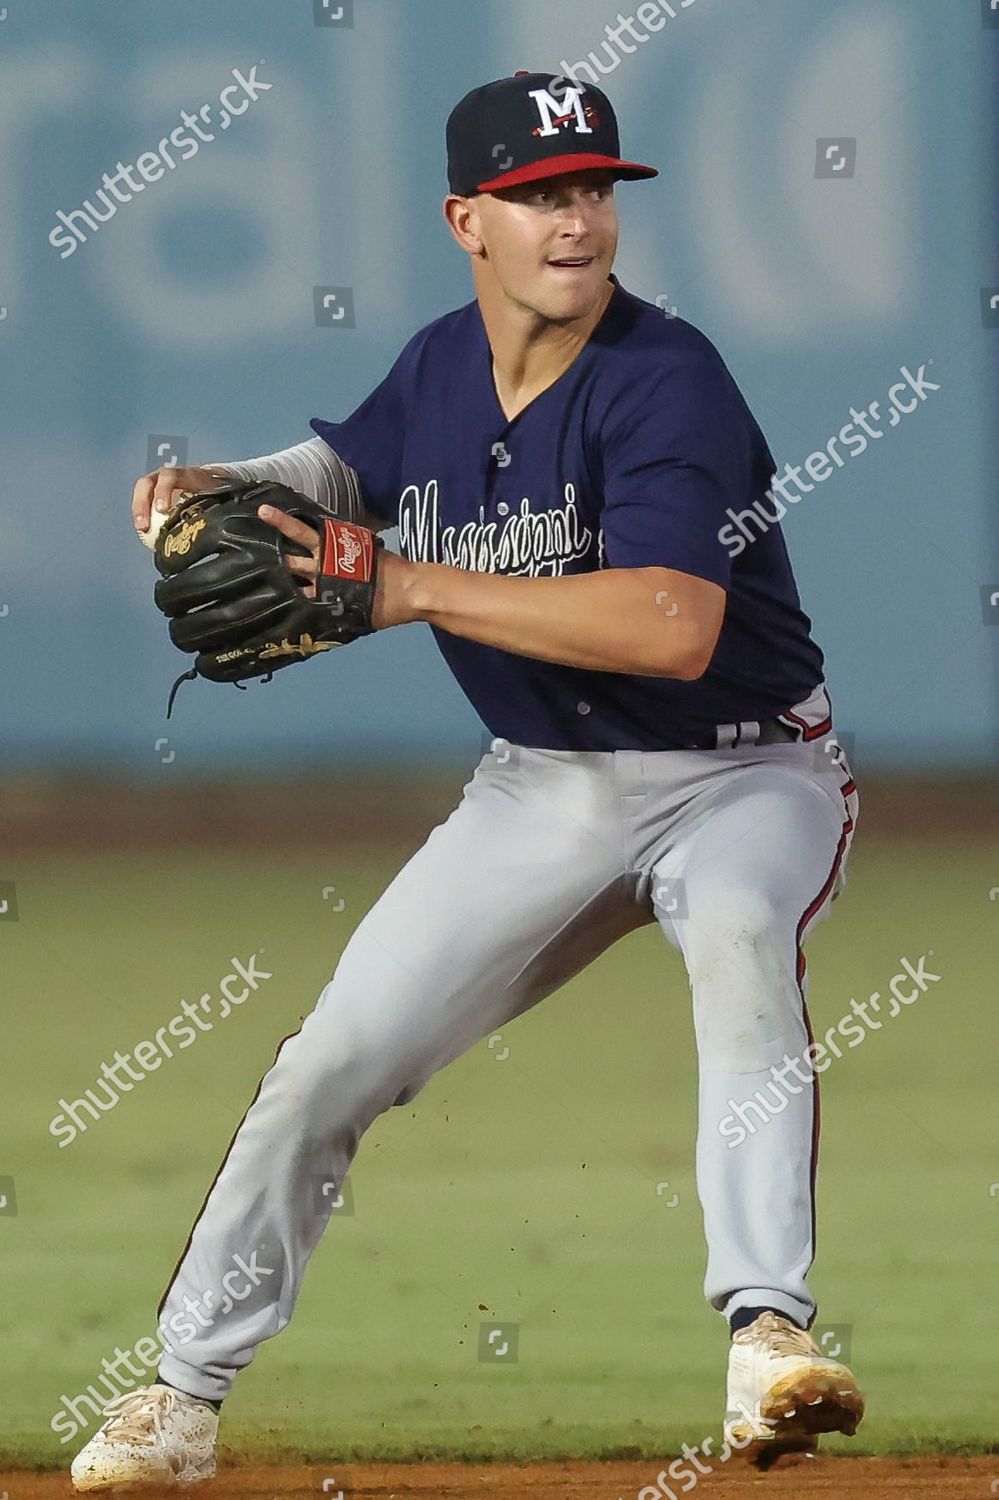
303, 1036, 438, 1120
271, 1024, 392, 1111
682, 888, 787, 982
680, 888, 806, 1062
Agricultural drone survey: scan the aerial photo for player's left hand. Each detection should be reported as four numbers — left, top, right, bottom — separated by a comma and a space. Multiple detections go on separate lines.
257, 503, 320, 597
258, 501, 413, 630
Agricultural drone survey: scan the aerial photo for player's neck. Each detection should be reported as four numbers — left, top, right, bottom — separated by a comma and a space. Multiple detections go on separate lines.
477, 277, 615, 423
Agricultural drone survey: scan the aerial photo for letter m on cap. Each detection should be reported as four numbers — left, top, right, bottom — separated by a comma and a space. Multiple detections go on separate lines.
528, 84, 593, 138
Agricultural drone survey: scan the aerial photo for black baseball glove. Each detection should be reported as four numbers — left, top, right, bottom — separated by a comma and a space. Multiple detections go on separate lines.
152, 478, 382, 709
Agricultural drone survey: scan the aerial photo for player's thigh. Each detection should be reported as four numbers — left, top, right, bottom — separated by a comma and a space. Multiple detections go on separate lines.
651, 755, 855, 978
303, 750, 638, 1090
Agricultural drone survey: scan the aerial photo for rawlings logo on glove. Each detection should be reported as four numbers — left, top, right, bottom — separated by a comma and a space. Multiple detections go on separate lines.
151, 478, 382, 712
161, 515, 208, 558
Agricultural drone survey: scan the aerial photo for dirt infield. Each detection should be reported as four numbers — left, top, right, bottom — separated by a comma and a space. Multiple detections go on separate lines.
4, 1457, 997, 1498
2, 769, 995, 854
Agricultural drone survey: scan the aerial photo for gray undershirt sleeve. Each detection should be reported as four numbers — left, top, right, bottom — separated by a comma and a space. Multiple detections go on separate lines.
206, 437, 365, 524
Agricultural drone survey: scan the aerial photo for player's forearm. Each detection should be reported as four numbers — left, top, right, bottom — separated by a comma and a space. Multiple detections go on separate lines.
381, 555, 711, 679
207, 437, 387, 531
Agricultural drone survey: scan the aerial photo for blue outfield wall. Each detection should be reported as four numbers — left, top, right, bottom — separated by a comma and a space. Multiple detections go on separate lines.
0, 0, 996, 772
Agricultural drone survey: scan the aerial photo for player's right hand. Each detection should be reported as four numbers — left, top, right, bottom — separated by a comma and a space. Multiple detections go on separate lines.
132, 465, 230, 535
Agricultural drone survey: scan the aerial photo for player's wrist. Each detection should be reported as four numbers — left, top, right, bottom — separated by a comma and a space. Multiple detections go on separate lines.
372, 548, 422, 631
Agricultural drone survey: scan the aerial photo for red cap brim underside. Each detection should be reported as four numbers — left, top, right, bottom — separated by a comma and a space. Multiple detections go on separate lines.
474, 152, 659, 193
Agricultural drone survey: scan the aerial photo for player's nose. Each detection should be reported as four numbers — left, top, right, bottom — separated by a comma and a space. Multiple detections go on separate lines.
553, 210, 591, 240
554, 200, 599, 237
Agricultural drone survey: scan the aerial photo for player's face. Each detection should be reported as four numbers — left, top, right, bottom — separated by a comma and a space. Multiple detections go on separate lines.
475, 170, 619, 323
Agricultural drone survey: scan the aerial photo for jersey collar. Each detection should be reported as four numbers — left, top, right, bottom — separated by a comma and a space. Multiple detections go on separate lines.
474, 274, 628, 430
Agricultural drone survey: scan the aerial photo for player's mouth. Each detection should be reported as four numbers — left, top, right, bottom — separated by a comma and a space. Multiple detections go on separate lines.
546, 255, 596, 271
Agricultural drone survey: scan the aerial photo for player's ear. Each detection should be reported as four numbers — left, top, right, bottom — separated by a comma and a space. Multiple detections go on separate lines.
443, 193, 484, 256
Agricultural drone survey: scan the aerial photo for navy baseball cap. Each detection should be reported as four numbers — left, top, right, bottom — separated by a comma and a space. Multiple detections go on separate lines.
446, 71, 658, 196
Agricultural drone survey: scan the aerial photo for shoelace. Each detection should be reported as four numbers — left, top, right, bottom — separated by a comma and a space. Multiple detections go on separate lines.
100, 1386, 179, 1446
732, 1311, 819, 1359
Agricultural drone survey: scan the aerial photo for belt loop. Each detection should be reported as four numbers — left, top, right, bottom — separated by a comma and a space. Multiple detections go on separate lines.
714, 723, 740, 749
740, 719, 761, 746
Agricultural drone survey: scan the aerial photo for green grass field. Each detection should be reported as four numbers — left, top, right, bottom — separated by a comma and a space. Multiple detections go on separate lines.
3, 830, 996, 1468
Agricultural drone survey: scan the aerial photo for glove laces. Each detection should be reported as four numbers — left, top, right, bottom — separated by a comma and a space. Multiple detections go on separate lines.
166, 667, 198, 719
165, 667, 274, 718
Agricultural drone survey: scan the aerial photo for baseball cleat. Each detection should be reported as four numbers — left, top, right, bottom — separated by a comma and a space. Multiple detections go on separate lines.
723, 1311, 865, 1468
70, 1383, 218, 1491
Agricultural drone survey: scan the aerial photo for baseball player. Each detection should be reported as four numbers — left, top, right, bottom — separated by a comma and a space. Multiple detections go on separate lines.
71, 72, 864, 1491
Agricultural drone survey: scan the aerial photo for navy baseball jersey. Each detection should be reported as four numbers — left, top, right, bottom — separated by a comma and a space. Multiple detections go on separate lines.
310, 275, 825, 751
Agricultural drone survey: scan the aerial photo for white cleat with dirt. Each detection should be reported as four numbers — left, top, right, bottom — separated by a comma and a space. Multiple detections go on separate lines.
723, 1311, 865, 1469
70, 1383, 218, 1491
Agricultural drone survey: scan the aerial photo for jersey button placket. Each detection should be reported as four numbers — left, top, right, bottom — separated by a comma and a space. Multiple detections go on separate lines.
486, 434, 512, 519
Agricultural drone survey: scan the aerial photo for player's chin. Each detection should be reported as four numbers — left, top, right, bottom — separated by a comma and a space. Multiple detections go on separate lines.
537, 260, 610, 317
